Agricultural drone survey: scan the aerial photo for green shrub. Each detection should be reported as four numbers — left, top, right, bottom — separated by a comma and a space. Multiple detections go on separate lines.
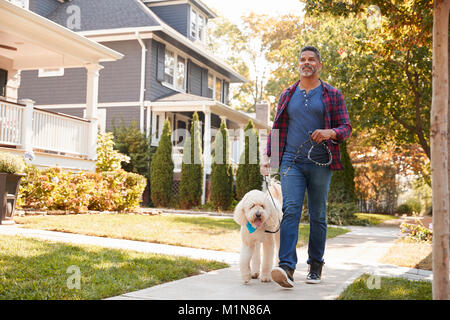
17, 166, 146, 212
235, 120, 263, 200
302, 201, 363, 226
179, 112, 203, 209
0, 152, 25, 174
328, 141, 357, 203
396, 199, 422, 216
210, 119, 233, 210
150, 118, 173, 207
96, 132, 130, 172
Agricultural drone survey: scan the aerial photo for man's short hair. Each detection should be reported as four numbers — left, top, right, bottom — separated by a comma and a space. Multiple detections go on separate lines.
300, 46, 321, 63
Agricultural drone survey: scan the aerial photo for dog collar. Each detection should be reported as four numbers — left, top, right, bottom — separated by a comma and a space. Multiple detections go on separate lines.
246, 222, 257, 234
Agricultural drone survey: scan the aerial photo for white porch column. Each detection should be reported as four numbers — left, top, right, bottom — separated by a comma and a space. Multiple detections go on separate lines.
202, 106, 211, 205
85, 64, 103, 160
19, 98, 34, 153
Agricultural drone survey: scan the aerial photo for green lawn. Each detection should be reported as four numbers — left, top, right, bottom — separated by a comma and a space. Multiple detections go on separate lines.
354, 213, 400, 226
14, 214, 350, 252
337, 274, 432, 300
0, 234, 227, 300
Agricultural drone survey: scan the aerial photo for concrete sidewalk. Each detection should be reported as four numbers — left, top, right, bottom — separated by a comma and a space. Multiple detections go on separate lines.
0, 223, 432, 300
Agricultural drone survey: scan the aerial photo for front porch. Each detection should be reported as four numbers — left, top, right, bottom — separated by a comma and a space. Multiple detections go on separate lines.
0, 0, 123, 170
148, 92, 271, 204
0, 99, 95, 170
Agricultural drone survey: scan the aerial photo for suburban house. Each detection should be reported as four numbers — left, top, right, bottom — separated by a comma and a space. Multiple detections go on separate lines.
0, 0, 123, 171
13, 0, 272, 203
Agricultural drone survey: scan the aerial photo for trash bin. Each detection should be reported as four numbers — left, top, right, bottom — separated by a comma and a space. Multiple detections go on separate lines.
0, 173, 25, 225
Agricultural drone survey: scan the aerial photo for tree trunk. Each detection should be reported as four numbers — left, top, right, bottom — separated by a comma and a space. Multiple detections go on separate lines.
431, 0, 450, 301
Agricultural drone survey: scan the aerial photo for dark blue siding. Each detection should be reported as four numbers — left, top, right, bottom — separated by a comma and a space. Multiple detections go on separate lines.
29, 0, 60, 17
148, 4, 189, 37
147, 39, 177, 101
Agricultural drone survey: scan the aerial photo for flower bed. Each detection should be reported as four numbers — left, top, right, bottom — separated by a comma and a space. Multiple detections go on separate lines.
17, 166, 146, 213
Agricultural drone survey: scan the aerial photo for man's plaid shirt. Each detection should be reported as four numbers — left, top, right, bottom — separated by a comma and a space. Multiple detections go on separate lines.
266, 79, 352, 171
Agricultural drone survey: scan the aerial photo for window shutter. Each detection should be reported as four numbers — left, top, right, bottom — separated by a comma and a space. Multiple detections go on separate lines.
156, 42, 165, 82
201, 68, 208, 97
186, 59, 192, 93
0, 69, 7, 97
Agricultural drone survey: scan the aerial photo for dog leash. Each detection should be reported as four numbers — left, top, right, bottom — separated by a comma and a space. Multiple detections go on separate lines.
263, 175, 282, 234
280, 131, 332, 177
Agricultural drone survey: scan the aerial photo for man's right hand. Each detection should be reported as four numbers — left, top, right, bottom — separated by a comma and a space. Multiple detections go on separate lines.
260, 154, 270, 176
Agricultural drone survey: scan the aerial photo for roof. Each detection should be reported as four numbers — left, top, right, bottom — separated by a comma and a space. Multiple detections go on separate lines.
0, 0, 123, 70
47, 0, 160, 32
155, 92, 213, 103
43, 0, 247, 83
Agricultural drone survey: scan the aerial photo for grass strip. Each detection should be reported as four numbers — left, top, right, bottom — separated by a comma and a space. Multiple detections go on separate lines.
337, 273, 432, 300
0, 234, 228, 300
15, 214, 349, 252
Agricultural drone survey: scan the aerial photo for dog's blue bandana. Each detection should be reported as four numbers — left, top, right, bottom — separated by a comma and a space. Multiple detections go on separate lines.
246, 222, 257, 234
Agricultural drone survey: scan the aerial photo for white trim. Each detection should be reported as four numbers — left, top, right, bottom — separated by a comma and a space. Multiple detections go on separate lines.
145, 0, 189, 7
36, 102, 142, 109
38, 68, 64, 77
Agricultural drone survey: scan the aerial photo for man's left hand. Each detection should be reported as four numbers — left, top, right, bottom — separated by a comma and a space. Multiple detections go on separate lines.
311, 129, 337, 144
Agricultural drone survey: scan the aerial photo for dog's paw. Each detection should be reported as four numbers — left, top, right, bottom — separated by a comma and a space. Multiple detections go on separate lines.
251, 272, 259, 279
260, 274, 271, 282
242, 273, 252, 284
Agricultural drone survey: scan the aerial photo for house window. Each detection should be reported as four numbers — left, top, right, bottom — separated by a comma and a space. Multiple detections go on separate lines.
215, 78, 223, 102
190, 7, 207, 43
190, 8, 197, 38
198, 15, 205, 42
207, 74, 214, 98
163, 48, 187, 92
0, 69, 7, 97
155, 115, 160, 139
176, 57, 186, 91
164, 50, 175, 84
38, 68, 64, 77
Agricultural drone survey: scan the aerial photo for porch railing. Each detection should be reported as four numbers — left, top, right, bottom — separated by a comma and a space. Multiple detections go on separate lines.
0, 100, 23, 146
0, 99, 91, 158
7, 0, 29, 10
32, 108, 90, 156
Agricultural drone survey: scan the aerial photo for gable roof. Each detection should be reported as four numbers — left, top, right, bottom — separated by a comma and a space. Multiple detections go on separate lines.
47, 0, 160, 31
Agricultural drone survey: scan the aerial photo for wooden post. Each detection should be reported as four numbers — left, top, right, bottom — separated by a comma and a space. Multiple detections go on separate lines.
431, 0, 450, 300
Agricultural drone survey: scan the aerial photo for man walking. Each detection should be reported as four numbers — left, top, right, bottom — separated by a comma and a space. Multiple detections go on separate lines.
260, 46, 352, 288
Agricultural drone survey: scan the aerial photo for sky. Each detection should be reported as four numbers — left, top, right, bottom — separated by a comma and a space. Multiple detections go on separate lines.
203, 0, 305, 24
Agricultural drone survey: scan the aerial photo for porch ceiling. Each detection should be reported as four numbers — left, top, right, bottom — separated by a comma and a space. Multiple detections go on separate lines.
0, 0, 123, 70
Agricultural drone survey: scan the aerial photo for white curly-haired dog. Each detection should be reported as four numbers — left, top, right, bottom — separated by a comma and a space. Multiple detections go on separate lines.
233, 182, 283, 284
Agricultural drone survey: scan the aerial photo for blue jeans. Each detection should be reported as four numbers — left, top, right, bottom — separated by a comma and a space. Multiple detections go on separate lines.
279, 158, 332, 270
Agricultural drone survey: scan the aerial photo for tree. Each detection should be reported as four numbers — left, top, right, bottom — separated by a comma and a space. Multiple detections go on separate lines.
328, 141, 358, 204
235, 119, 263, 200
178, 112, 203, 209
302, 0, 433, 159
210, 119, 233, 210
113, 120, 151, 180
208, 14, 274, 112
150, 118, 173, 207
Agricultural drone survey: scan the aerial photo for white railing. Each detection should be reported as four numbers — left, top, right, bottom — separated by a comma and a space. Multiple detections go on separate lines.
7, 0, 29, 10
0, 100, 23, 146
32, 108, 90, 156
0, 99, 91, 158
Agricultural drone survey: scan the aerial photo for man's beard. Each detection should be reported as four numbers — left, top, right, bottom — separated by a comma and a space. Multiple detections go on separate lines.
300, 66, 317, 77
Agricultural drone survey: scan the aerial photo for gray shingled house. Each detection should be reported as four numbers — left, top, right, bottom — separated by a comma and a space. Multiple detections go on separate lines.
16, 0, 271, 203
